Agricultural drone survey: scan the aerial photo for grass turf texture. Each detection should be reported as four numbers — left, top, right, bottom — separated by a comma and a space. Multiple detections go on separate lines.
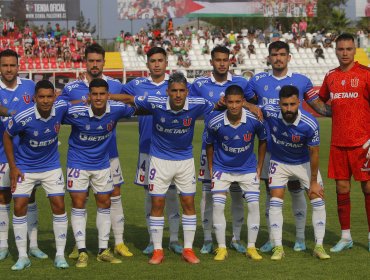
1, 118, 369, 279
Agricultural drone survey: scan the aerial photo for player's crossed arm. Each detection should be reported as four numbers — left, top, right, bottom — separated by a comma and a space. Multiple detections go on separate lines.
307, 98, 332, 117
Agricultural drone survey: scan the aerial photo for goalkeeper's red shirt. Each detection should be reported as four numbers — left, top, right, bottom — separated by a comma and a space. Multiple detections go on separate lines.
319, 62, 370, 147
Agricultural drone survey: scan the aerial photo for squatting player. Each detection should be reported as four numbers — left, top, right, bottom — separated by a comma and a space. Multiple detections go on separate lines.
206, 85, 267, 261
262, 85, 330, 261
318, 33, 370, 252
0, 49, 46, 261
63, 78, 134, 268
246, 41, 331, 253
4, 80, 69, 270
59, 43, 133, 258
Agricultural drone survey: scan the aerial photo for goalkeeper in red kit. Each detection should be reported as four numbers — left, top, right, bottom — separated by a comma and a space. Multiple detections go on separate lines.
318, 33, 370, 252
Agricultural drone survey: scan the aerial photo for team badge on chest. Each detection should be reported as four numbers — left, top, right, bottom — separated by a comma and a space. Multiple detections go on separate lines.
292, 135, 300, 143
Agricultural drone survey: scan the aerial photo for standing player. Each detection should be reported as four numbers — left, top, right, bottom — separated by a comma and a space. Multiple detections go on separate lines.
118, 72, 217, 264
119, 47, 182, 255
59, 43, 133, 258
0, 49, 47, 261
206, 85, 267, 261
263, 85, 330, 260
63, 78, 135, 268
3, 80, 69, 270
318, 33, 370, 252
246, 41, 331, 253
190, 45, 257, 254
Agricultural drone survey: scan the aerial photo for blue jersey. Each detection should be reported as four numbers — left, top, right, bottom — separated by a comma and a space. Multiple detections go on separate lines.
0, 78, 35, 163
6, 100, 68, 173
262, 105, 320, 164
246, 71, 316, 107
62, 101, 135, 170
59, 75, 123, 158
190, 73, 254, 147
134, 95, 214, 160
122, 75, 191, 154
206, 109, 267, 174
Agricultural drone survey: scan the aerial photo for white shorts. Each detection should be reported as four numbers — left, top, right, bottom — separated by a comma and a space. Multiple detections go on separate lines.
12, 168, 65, 198
148, 156, 196, 196
0, 163, 10, 190
268, 160, 323, 190
198, 149, 211, 183
212, 171, 260, 194
261, 152, 271, 180
66, 167, 113, 195
110, 157, 124, 186
135, 153, 176, 190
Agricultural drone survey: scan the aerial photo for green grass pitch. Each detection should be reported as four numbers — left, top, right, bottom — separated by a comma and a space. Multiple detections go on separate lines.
1, 118, 369, 279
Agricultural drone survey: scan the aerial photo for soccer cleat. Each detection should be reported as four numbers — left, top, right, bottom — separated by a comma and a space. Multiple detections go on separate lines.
54, 255, 69, 269
148, 249, 164, 265
76, 252, 88, 268
246, 247, 262, 261
182, 248, 200, 264
293, 240, 306, 252
68, 245, 79, 259
142, 243, 154, 255
169, 241, 183, 254
260, 240, 273, 253
0, 248, 10, 260
97, 248, 122, 264
313, 245, 331, 260
11, 257, 31, 271
114, 243, 133, 257
330, 239, 353, 253
214, 247, 228, 261
271, 246, 285, 261
200, 241, 213, 254
230, 240, 246, 253
29, 247, 48, 259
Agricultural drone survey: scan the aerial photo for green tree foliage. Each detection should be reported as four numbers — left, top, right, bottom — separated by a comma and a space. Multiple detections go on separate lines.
76, 11, 96, 34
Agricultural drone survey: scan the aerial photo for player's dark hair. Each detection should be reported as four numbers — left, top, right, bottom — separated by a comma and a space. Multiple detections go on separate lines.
146, 47, 167, 60
268, 41, 290, 54
89, 78, 109, 92
0, 49, 18, 64
225, 85, 244, 98
279, 85, 299, 99
335, 33, 354, 44
35, 80, 54, 94
168, 72, 187, 87
211, 45, 230, 58
85, 43, 105, 59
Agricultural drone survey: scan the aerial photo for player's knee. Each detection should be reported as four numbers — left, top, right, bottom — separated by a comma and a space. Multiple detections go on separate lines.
0, 189, 12, 204
361, 181, 370, 194
335, 180, 350, 194
14, 199, 29, 216
111, 186, 121, 196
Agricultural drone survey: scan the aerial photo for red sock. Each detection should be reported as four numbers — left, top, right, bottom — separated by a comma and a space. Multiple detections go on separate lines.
337, 192, 351, 230
364, 193, 370, 232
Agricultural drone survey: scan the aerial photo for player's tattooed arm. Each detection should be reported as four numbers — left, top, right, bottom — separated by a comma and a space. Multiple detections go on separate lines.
243, 100, 263, 121
3, 132, 24, 192
308, 145, 324, 199
110, 93, 135, 105
205, 143, 214, 176
307, 98, 332, 117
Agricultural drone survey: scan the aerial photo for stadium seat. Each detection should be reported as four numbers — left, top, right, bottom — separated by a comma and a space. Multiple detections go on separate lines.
43, 62, 50, 69
58, 61, 65, 69
65, 61, 72, 68
73, 62, 81, 69
50, 62, 57, 69
19, 63, 27, 71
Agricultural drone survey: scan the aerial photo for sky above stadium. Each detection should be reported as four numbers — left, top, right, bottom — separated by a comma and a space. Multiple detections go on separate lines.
78, 0, 356, 39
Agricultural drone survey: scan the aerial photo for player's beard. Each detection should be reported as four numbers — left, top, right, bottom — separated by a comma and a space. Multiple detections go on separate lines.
88, 68, 103, 79
282, 110, 298, 123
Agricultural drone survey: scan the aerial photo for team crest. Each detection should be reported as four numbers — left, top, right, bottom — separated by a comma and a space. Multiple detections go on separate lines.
54, 123, 60, 133
67, 180, 73, 188
292, 135, 300, 142
243, 133, 252, 142
23, 93, 31, 104
183, 118, 192, 127
341, 80, 346, 86
107, 121, 113, 132
350, 78, 359, 88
